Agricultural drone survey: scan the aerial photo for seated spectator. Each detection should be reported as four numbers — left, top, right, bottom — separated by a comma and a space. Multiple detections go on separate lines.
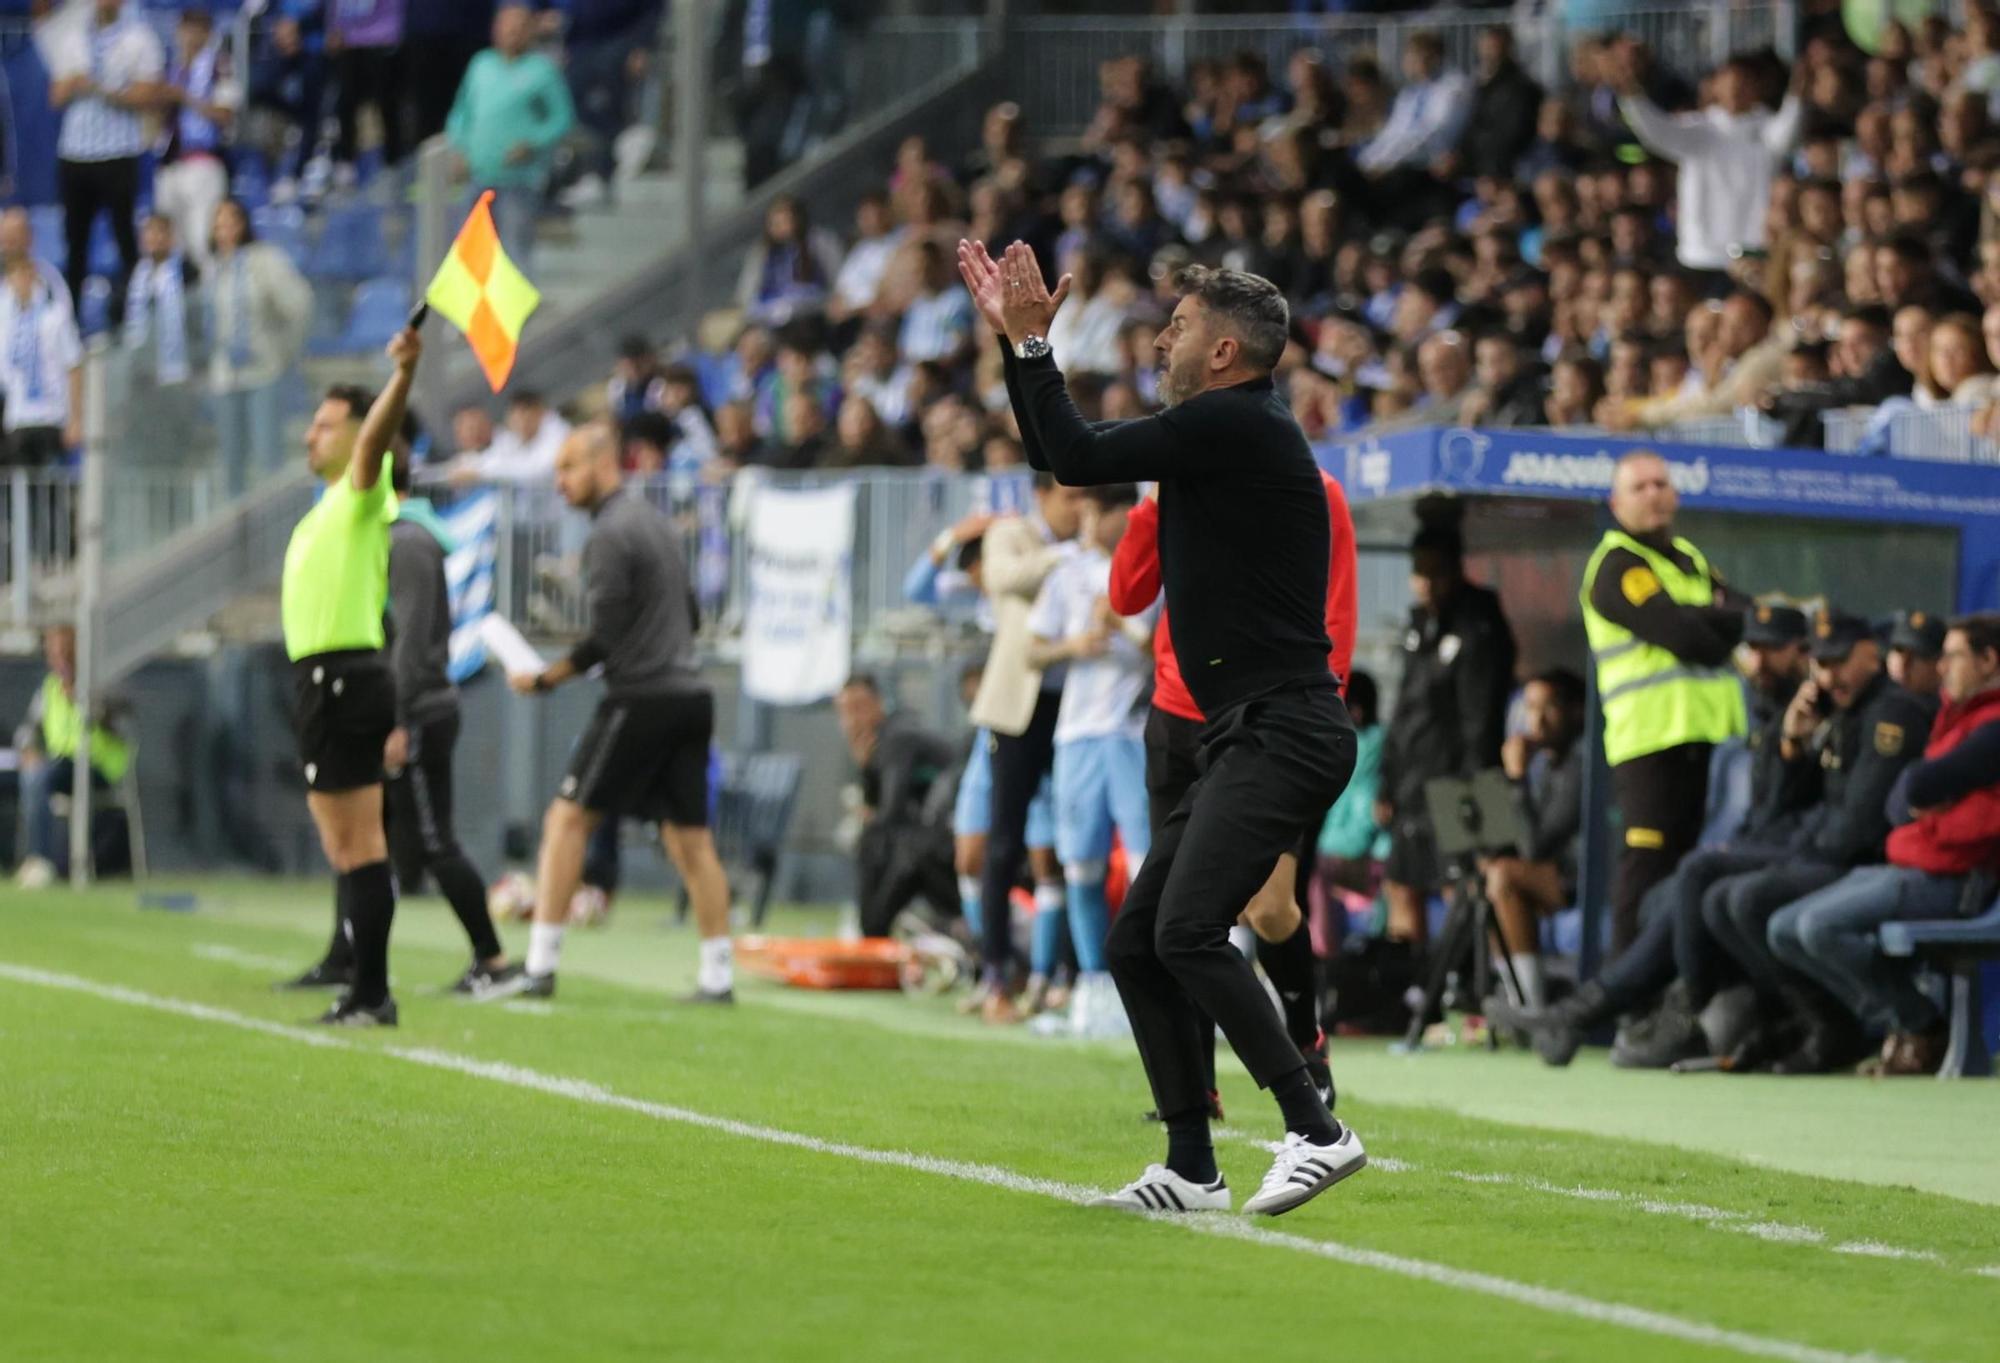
1456, 25, 1543, 182
606, 336, 665, 424
1357, 31, 1473, 226
828, 190, 906, 330
451, 403, 497, 460
13, 625, 131, 886
621, 410, 675, 475
1605, 290, 1788, 430
1924, 312, 1997, 407
1047, 253, 1137, 375
773, 391, 832, 468
712, 398, 768, 472
1768, 613, 2000, 1074
1766, 304, 1913, 446
205, 198, 311, 496
1483, 669, 1587, 1009
836, 675, 961, 937
898, 240, 975, 364
447, 390, 573, 486
1893, 304, 1940, 405
1457, 331, 1544, 428
1887, 610, 1947, 699
657, 364, 720, 472
1876, 231, 1982, 316
736, 194, 842, 327
1545, 348, 1605, 426
827, 394, 912, 469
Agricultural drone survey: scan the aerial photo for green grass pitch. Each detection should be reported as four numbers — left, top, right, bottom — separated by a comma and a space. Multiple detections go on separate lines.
3, 879, 1997, 1363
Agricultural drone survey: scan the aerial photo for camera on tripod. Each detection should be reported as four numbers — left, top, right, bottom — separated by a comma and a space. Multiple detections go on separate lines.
1397, 769, 1528, 1050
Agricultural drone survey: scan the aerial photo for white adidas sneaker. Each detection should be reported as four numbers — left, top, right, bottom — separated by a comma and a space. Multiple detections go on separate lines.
1241, 1126, 1368, 1217
1090, 1164, 1231, 1214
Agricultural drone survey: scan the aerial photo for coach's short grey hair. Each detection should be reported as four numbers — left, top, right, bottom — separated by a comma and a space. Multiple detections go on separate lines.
1172, 265, 1290, 372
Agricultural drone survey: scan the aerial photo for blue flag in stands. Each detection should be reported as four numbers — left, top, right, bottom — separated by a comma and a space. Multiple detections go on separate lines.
441, 491, 498, 684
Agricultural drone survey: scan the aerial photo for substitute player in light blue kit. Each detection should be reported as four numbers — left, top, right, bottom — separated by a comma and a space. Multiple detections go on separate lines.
1027, 483, 1156, 1038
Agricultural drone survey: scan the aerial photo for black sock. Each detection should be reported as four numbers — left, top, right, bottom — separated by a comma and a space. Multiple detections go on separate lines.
322, 876, 354, 971
1257, 921, 1321, 1051
431, 852, 503, 962
1163, 1106, 1218, 1184
341, 861, 397, 1007
1272, 1064, 1341, 1144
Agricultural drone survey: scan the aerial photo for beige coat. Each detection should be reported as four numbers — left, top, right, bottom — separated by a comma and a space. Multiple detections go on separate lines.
969, 516, 1065, 736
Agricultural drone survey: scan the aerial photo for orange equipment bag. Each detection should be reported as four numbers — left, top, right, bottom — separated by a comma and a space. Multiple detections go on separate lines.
735, 936, 910, 990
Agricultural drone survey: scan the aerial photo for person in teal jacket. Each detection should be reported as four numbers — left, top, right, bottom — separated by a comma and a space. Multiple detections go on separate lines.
1312, 671, 1389, 939
445, 3, 575, 267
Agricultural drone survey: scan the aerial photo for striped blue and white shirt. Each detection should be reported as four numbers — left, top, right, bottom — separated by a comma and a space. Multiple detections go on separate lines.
52, 10, 166, 163
898, 288, 973, 365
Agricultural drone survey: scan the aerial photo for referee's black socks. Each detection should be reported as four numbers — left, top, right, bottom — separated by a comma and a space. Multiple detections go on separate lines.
1163, 1107, 1218, 1185
341, 861, 398, 1006
1256, 921, 1321, 1052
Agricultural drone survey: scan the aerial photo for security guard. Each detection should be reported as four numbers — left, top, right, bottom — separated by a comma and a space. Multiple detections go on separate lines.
1699, 611, 1938, 1072
1886, 608, 1946, 700
1580, 451, 1747, 955
13, 623, 131, 883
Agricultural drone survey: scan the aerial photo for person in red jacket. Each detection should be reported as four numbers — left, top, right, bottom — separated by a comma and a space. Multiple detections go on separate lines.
1108, 466, 1359, 1104
1767, 612, 2000, 1075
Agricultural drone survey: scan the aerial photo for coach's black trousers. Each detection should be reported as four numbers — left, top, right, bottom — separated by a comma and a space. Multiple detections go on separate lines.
1107, 681, 1355, 1120
980, 689, 1060, 974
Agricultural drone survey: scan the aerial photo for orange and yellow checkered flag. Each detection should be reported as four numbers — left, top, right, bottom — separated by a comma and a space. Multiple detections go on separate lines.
425, 191, 541, 392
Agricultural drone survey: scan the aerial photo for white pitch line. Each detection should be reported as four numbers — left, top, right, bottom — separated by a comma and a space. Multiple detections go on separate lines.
192, 943, 303, 974
0, 962, 1925, 1363
1832, 1242, 1944, 1264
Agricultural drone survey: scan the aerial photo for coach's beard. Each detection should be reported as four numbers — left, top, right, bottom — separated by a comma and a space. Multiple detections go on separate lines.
1156, 352, 1200, 408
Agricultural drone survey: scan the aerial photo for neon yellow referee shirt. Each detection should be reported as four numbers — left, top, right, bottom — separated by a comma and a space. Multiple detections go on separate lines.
281, 460, 398, 662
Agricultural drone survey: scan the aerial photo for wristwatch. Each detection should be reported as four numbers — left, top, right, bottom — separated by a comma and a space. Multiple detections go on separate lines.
1014, 334, 1052, 361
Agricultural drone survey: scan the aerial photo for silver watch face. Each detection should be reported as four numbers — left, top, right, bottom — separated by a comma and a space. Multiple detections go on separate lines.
1018, 335, 1051, 359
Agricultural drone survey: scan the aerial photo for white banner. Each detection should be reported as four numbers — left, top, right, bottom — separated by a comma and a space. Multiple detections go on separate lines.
742, 482, 856, 706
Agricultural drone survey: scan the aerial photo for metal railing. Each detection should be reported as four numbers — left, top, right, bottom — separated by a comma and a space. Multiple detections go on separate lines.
1822, 405, 2000, 464
917, 0, 1818, 139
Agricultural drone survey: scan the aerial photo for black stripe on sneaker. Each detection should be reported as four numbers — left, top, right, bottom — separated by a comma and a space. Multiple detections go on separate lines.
1135, 1185, 1159, 1210
1300, 1159, 1331, 1177
1161, 1184, 1185, 1211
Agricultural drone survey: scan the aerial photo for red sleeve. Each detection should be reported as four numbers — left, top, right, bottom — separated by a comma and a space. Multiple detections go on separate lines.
1321, 471, 1358, 696
1108, 494, 1162, 616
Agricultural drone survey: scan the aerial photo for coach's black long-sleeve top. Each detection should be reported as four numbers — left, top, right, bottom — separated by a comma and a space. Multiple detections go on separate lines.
1004, 345, 1331, 716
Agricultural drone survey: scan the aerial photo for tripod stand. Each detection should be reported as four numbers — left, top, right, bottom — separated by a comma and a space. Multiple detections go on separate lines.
1399, 771, 1529, 1052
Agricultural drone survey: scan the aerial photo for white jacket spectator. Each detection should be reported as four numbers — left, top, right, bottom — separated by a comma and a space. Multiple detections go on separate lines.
1046, 257, 1138, 375
206, 199, 310, 496
829, 191, 905, 322
0, 259, 82, 463
1618, 55, 1803, 272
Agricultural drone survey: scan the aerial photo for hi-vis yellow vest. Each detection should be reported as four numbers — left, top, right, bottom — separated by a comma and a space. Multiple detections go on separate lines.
1580, 530, 1746, 767
39, 674, 131, 784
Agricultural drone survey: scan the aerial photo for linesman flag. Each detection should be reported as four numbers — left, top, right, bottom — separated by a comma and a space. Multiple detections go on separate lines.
425, 191, 541, 392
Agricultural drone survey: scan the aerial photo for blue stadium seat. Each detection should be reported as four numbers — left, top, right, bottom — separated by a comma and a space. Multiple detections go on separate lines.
1878, 884, 2000, 1078
311, 277, 411, 357
307, 204, 389, 282
251, 205, 309, 270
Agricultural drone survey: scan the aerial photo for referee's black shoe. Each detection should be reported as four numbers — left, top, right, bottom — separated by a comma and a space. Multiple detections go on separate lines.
315, 995, 399, 1027
276, 960, 354, 991
452, 961, 525, 995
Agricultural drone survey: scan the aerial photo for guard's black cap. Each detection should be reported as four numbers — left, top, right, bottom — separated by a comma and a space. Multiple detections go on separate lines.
1743, 603, 1808, 646
1810, 611, 1875, 662
1887, 609, 1946, 659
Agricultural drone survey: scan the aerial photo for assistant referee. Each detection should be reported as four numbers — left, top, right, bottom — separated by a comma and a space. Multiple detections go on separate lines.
280, 327, 422, 1027
965, 239, 1364, 1218
488, 424, 734, 1004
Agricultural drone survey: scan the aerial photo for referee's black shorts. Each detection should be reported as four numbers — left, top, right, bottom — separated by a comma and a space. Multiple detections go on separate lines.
292, 650, 397, 794
560, 690, 715, 828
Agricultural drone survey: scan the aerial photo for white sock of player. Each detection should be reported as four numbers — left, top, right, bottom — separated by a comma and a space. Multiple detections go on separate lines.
1512, 953, 1547, 1010
699, 935, 734, 994
527, 921, 565, 978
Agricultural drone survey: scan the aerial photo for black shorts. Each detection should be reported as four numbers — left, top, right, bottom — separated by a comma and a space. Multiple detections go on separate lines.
292, 651, 396, 794
561, 690, 714, 827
